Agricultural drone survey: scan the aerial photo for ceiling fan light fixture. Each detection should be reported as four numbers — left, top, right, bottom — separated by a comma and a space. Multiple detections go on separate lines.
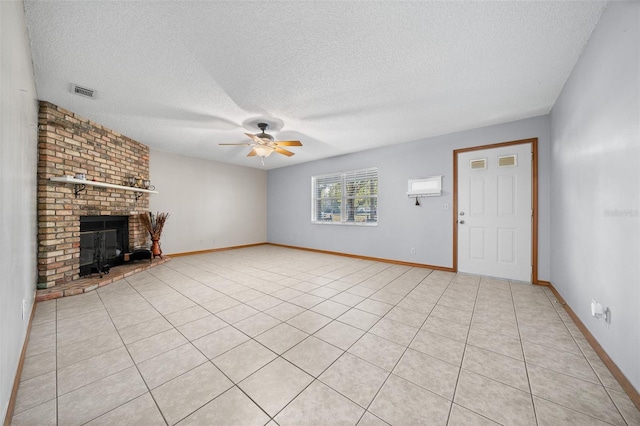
253, 145, 275, 157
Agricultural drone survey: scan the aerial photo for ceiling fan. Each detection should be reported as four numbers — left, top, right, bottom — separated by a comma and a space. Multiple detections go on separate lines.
219, 123, 302, 163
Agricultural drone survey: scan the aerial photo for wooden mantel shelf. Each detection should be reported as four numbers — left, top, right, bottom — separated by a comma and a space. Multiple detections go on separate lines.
50, 175, 158, 197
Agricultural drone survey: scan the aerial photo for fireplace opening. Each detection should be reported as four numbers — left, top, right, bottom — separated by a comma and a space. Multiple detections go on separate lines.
80, 216, 129, 276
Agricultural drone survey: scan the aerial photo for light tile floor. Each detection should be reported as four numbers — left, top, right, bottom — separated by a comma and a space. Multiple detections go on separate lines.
11, 246, 640, 425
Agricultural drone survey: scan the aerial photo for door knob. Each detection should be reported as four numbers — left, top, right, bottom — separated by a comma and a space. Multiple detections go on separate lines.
459, 220, 465, 224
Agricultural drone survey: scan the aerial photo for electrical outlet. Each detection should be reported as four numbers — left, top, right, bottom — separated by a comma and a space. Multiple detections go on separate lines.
442, 203, 450, 210
410, 248, 416, 255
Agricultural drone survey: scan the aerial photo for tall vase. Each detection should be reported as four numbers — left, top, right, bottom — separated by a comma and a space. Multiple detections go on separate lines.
151, 239, 162, 259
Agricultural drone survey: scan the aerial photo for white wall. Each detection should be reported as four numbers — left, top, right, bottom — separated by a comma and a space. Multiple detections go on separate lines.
0, 0, 39, 421
550, 1, 640, 391
268, 115, 551, 281
149, 150, 267, 254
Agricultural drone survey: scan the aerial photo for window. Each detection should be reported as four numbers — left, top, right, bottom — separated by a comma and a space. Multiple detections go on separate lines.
312, 167, 378, 225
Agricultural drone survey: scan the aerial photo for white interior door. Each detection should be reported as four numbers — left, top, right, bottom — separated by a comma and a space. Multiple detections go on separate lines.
457, 143, 532, 282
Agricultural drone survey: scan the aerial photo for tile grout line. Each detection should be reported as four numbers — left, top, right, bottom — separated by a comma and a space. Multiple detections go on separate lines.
134, 261, 337, 424
146, 263, 265, 423
539, 288, 630, 426
100, 270, 219, 424
356, 268, 453, 421
276, 265, 434, 425
342, 268, 436, 422
168, 256, 400, 423
446, 274, 482, 425
122, 269, 277, 425
510, 280, 540, 426
237, 265, 427, 423
92, 282, 170, 425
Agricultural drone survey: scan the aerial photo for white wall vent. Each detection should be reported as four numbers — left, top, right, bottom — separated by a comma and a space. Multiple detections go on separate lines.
470, 159, 487, 170
71, 84, 96, 99
498, 155, 517, 167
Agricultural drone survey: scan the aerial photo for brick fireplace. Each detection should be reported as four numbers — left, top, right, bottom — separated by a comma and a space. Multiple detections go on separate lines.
37, 102, 151, 289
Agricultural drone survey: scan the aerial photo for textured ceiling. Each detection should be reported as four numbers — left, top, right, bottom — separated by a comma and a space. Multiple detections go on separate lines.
24, 1, 607, 169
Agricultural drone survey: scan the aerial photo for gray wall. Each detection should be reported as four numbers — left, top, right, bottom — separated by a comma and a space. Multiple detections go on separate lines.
268, 115, 551, 281
550, 1, 640, 391
0, 0, 39, 420
150, 150, 267, 254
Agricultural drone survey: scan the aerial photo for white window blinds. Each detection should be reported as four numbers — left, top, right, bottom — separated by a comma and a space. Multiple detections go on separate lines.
312, 167, 378, 225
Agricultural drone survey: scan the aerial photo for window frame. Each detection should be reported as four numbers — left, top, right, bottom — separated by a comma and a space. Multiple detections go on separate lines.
311, 167, 378, 226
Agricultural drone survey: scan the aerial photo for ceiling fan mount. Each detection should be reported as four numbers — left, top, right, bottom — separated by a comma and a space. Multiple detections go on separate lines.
256, 123, 274, 141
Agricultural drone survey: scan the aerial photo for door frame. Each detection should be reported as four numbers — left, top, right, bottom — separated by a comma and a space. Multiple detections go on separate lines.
453, 138, 540, 284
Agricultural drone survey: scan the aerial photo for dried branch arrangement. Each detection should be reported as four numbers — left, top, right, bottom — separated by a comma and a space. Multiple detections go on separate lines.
139, 211, 169, 240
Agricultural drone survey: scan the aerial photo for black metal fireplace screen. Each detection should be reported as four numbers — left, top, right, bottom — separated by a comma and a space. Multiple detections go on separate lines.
79, 216, 129, 276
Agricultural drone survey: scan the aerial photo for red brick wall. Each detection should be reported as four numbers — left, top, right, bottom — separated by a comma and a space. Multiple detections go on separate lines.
37, 101, 151, 288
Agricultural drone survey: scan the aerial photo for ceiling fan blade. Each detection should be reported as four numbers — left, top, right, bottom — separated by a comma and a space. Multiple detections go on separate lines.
245, 133, 266, 144
274, 140, 302, 146
274, 147, 295, 157
247, 149, 258, 157
219, 143, 253, 146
